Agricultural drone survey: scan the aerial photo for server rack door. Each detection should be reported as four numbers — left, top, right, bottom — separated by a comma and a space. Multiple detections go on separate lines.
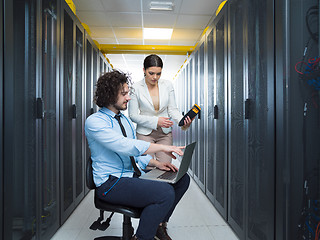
214, 9, 228, 219
104, 62, 107, 73
188, 58, 195, 175
206, 27, 215, 203
100, 56, 103, 75
75, 25, 84, 204
198, 42, 206, 190
0, 0, 3, 236
185, 63, 191, 172
40, 0, 60, 237
61, 8, 75, 221
4, 0, 38, 238
179, 71, 184, 147
228, 0, 246, 237
181, 68, 186, 147
85, 39, 93, 164
193, 51, 199, 181
246, 0, 275, 239
173, 72, 181, 146
92, 48, 98, 112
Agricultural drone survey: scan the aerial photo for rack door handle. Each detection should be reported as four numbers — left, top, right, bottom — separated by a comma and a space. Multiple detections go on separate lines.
36, 98, 44, 119
214, 105, 218, 119
72, 104, 77, 119
245, 99, 251, 119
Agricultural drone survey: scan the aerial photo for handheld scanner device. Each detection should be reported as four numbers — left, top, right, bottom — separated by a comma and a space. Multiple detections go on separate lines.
178, 104, 201, 126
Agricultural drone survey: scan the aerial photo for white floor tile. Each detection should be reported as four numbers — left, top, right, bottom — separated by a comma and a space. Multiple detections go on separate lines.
208, 225, 239, 240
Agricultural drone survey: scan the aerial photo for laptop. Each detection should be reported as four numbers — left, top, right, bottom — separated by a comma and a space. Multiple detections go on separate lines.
140, 142, 196, 183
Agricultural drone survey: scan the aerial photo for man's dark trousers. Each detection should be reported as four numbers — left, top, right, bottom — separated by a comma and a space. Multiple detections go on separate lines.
96, 173, 190, 240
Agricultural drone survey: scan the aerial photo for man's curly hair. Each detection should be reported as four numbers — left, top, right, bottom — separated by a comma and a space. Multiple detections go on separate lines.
94, 70, 132, 108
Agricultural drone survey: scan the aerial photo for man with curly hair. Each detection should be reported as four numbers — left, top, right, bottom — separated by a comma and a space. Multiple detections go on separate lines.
85, 70, 190, 240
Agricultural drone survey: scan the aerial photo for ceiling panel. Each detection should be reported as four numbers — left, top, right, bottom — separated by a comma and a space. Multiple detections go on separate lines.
93, 38, 117, 44
73, 0, 104, 11
180, 0, 221, 15
113, 28, 143, 38
76, 11, 109, 27
90, 27, 114, 38
143, 13, 177, 28
117, 38, 143, 44
144, 39, 171, 45
171, 28, 203, 41
100, 0, 142, 12
175, 14, 212, 29
106, 12, 142, 27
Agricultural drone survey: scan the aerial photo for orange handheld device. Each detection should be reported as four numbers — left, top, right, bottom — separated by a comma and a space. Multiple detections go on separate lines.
178, 104, 201, 126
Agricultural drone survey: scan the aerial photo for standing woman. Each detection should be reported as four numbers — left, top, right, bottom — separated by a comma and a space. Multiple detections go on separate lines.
129, 54, 193, 164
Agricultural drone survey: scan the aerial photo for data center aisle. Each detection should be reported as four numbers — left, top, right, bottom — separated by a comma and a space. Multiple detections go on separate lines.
51, 177, 238, 240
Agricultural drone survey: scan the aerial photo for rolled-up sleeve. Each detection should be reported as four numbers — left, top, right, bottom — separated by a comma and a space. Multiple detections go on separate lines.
137, 154, 152, 170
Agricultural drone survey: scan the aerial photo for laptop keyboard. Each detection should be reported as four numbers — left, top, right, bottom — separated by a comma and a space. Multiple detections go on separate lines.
157, 171, 177, 180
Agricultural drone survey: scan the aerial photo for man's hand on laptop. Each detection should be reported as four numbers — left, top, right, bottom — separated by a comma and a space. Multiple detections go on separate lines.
154, 160, 178, 172
162, 145, 185, 159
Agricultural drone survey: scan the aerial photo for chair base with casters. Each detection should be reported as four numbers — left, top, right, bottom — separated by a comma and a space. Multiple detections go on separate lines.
86, 158, 142, 240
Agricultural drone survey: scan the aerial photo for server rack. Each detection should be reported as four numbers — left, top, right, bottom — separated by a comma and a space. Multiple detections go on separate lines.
245, 0, 275, 239
74, 22, 85, 206
84, 33, 100, 170
39, 0, 60, 238
227, 0, 247, 236
181, 68, 187, 148
3, 0, 45, 238
60, 0, 86, 222
84, 36, 93, 173
188, 57, 195, 176
205, 5, 228, 219
198, 41, 206, 191
275, 0, 319, 239
206, 25, 215, 206
1, 0, 109, 238
227, 0, 275, 238
92, 46, 98, 112
175, 0, 275, 239
0, 0, 3, 237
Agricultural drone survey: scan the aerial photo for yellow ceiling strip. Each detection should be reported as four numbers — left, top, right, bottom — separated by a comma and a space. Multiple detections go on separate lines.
100, 44, 194, 55
216, 0, 227, 16
65, 0, 76, 15
81, 23, 91, 36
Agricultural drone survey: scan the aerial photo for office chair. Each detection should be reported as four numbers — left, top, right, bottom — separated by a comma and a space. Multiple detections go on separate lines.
86, 158, 142, 240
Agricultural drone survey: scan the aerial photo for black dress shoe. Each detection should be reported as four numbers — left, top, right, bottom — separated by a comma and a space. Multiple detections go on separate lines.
154, 223, 172, 240
131, 235, 138, 240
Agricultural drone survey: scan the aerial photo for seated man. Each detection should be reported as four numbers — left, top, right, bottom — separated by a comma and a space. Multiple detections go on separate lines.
85, 70, 190, 240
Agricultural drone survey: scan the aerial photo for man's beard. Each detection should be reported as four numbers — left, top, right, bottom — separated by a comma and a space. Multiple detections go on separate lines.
114, 101, 128, 111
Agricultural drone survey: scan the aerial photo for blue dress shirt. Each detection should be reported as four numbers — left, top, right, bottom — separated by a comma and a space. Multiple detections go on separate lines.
85, 107, 152, 187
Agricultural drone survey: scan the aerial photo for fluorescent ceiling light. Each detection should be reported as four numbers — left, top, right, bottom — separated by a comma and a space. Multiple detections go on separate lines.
150, 1, 174, 11
143, 28, 173, 40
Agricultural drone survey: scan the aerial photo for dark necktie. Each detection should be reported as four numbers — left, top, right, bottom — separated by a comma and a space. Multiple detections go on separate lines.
114, 114, 141, 176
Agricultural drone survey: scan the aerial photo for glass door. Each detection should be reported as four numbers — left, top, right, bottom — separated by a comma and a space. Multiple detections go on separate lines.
3, 0, 38, 238
75, 25, 84, 204
61, 8, 74, 221
40, 0, 59, 237
228, 0, 246, 237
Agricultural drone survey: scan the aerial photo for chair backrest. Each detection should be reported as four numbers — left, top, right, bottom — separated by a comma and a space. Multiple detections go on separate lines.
86, 158, 96, 190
